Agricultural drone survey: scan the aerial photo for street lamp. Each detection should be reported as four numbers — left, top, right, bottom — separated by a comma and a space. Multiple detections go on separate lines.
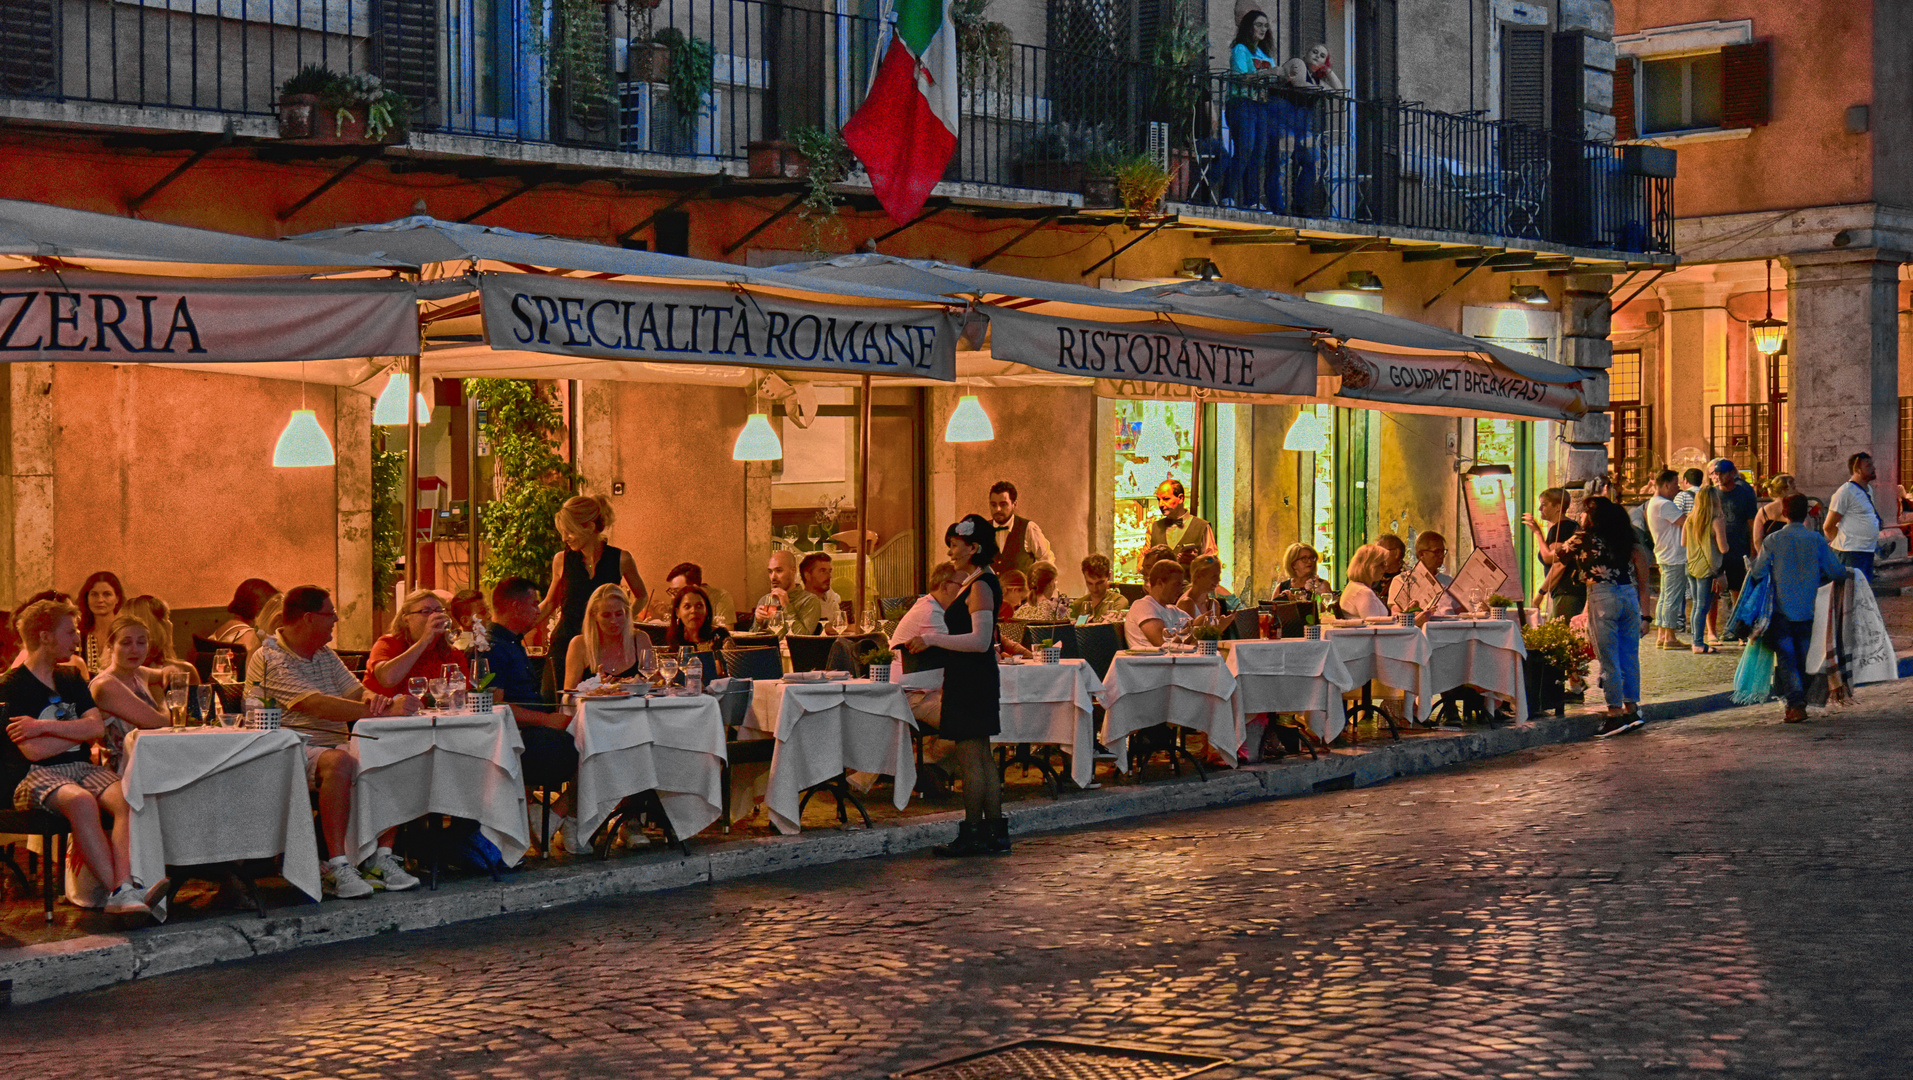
1750, 258, 1788, 355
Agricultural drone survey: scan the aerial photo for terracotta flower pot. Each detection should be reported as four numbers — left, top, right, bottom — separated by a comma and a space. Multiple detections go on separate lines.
277, 93, 320, 139
630, 41, 672, 84
748, 140, 808, 179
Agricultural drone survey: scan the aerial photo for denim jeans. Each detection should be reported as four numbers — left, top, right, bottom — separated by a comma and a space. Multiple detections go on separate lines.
1655, 563, 1688, 631
1688, 573, 1718, 641
1839, 549, 1875, 582
1224, 99, 1273, 209
1767, 615, 1815, 706
1586, 582, 1642, 708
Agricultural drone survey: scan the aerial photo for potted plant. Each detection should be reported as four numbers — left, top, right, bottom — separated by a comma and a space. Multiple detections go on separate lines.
470, 671, 497, 714
1149, 14, 1208, 200
953, 0, 1014, 102
530, 0, 618, 128
276, 64, 334, 140
1522, 620, 1589, 718
650, 26, 714, 147
789, 125, 853, 255
1486, 593, 1518, 619
1191, 623, 1225, 656
1036, 638, 1062, 663
867, 647, 896, 683
620, 0, 671, 83
1011, 121, 1119, 194
277, 68, 410, 144
1113, 153, 1172, 218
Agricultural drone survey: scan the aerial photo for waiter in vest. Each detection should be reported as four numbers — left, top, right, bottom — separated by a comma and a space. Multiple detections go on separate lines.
988, 480, 1055, 576
1142, 479, 1218, 572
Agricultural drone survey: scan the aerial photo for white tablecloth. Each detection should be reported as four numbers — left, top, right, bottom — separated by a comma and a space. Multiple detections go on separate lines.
1324, 626, 1432, 721
121, 728, 322, 901
347, 710, 529, 866
1100, 653, 1244, 769
1423, 618, 1529, 721
1226, 639, 1359, 742
745, 680, 916, 834
993, 659, 1102, 789
572, 693, 727, 842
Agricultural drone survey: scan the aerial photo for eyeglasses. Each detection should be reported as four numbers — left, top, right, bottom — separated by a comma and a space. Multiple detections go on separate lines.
411, 606, 446, 617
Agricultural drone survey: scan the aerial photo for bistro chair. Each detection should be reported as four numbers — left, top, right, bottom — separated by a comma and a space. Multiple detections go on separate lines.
1021, 622, 1076, 657
726, 632, 778, 651
1115, 583, 1148, 603
726, 647, 784, 682
334, 649, 370, 675
638, 622, 670, 647
825, 634, 886, 677
998, 619, 1028, 647
1075, 622, 1123, 681
880, 595, 918, 621
785, 634, 835, 673
191, 635, 247, 684
0, 808, 71, 923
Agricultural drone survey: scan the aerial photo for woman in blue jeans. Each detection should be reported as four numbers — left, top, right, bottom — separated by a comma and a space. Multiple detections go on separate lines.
1225, 11, 1281, 210
1545, 496, 1651, 735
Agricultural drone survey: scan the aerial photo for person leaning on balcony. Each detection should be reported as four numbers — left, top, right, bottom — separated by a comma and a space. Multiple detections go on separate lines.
1271, 43, 1342, 213
1223, 10, 1282, 212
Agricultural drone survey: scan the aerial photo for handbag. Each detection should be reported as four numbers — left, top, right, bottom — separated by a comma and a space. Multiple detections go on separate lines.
1726, 569, 1772, 640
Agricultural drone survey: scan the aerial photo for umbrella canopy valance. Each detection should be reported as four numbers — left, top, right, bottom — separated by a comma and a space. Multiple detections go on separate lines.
0, 200, 415, 277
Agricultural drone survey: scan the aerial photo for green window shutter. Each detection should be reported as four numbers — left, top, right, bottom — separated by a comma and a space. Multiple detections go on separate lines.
373, 0, 441, 129
1500, 25, 1550, 131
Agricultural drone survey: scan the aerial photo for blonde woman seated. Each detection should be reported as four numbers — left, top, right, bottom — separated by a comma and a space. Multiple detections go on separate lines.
563, 583, 655, 697
88, 616, 174, 772
122, 595, 198, 690
1340, 544, 1418, 623
1272, 542, 1336, 602
1178, 554, 1239, 620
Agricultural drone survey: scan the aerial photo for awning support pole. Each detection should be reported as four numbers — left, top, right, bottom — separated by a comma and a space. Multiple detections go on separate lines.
468, 386, 482, 594
405, 354, 422, 596
972, 211, 1065, 269
871, 199, 951, 245
1080, 219, 1174, 278
275, 151, 378, 222
1610, 268, 1671, 317
722, 194, 807, 256
854, 374, 872, 626
1293, 238, 1387, 290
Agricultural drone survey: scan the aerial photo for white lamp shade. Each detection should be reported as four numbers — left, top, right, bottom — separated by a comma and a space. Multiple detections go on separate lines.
944, 394, 995, 443
1283, 410, 1328, 453
273, 409, 337, 467
372, 372, 432, 426
1134, 415, 1180, 458
732, 412, 784, 461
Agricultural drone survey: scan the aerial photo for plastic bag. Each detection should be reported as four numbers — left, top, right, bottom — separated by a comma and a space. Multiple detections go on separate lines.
1727, 572, 1773, 641
1732, 637, 1776, 704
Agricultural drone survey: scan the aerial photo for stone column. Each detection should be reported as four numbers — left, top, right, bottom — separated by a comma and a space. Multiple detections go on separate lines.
1654, 279, 1735, 462
1786, 248, 1905, 496
334, 388, 375, 649
1, 362, 56, 607
1561, 274, 1615, 486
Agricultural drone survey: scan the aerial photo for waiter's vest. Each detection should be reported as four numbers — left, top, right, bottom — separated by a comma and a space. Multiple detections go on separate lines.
992, 516, 1036, 575
1148, 514, 1212, 555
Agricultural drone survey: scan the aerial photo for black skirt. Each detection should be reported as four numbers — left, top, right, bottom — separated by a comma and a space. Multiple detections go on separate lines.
938, 571, 1002, 741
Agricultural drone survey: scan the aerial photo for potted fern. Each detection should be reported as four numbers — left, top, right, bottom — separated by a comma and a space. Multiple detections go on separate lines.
1114, 153, 1172, 218
867, 647, 896, 684
1486, 593, 1518, 620
277, 67, 409, 144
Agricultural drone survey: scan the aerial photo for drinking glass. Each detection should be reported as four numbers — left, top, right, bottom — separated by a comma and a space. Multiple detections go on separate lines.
470, 657, 489, 687
826, 608, 848, 635
658, 655, 680, 689
446, 670, 468, 712
194, 685, 218, 727
427, 677, 449, 712
212, 650, 233, 681
408, 677, 428, 706
638, 649, 659, 686
805, 524, 821, 549
859, 606, 879, 634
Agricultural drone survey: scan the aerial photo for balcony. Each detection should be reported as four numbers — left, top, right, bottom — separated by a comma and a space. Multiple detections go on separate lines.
0, 0, 1671, 259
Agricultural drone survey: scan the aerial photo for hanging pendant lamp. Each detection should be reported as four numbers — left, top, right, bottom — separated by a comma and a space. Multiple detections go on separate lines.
372, 371, 433, 426
1750, 258, 1788, 355
1134, 408, 1180, 458
944, 394, 995, 442
732, 413, 784, 461
1282, 409, 1328, 454
274, 363, 336, 467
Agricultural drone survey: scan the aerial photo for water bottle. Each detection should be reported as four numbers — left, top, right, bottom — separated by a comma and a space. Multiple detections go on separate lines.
684, 654, 703, 695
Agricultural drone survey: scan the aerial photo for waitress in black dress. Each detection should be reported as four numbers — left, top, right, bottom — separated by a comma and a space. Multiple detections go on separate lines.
906, 513, 1008, 857
538, 495, 647, 697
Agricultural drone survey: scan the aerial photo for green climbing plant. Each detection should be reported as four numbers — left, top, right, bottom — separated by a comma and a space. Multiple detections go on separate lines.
469, 379, 581, 590
789, 125, 853, 257
370, 434, 406, 604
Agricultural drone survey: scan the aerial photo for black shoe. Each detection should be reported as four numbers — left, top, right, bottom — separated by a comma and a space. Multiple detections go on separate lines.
1092, 741, 1118, 761
1620, 711, 1645, 732
933, 820, 990, 858
1595, 714, 1630, 738
984, 817, 1011, 855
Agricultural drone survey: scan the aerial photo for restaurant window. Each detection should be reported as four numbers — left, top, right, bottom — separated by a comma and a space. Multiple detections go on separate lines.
1900, 397, 1913, 491
1109, 398, 1238, 588
771, 385, 923, 602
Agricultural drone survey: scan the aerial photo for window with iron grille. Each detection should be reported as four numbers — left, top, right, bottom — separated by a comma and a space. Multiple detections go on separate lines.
1610, 405, 1654, 493
1609, 349, 1643, 406
1711, 402, 1772, 481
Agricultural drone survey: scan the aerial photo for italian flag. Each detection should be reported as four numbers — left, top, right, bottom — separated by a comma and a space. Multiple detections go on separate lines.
841, 0, 959, 225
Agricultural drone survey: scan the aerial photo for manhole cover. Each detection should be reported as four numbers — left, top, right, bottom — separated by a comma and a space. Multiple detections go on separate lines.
892, 1038, 1231, 1080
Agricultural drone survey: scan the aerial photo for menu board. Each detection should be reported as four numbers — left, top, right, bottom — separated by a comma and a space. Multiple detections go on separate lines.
1464, 469, 1519, 593
1448, 549, 1509, 611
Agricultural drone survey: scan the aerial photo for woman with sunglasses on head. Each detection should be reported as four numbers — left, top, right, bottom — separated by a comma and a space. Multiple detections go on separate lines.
904, 514, 1009, 857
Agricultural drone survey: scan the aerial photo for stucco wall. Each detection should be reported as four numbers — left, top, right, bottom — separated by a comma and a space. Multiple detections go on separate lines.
49, 363, 347, 616
953, 386, 1095, 593
1612, 0, 1875, 217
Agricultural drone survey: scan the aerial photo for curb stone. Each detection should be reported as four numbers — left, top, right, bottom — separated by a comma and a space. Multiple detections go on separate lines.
0, 693, 1719, 1007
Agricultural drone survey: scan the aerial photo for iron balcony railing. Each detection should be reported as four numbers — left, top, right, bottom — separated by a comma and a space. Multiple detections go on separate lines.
1, 0, 1671, 256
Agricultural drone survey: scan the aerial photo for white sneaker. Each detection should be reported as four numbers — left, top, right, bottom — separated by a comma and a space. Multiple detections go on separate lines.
323, 859, 375, 899
616, 821, 652, 848
361, 850, 419, 892
558, 816, 595, 855
103, 878, 168, 916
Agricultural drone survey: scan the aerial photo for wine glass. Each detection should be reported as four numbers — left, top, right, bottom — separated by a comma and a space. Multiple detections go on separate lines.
658, 653, 680, 691
212, 650, 233, 682
637, 648, 659, 687
805, 524, 822, 550
408, 677, 428, 708
826, 606, 848, 635
470, 657, 488, 687
859, 605, 879, 634
427, 676, 449, 713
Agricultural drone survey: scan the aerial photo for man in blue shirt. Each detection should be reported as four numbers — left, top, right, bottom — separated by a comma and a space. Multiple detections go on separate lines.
1746, 494, 1848, 723
485, 576, 578, 788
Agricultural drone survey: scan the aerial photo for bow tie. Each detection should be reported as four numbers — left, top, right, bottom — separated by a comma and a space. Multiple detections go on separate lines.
994, 522, 1010, 531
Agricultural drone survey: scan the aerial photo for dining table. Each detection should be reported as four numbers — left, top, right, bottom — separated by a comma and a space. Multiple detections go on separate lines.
346, 708, 530, 867
1422, 617, 1530, 721
1322, 624, 1432, 723
120, 726, 323, 902
571, 691, 728, 843
1225, 638, 1361, 744
743, 678, 917, 834
1098, 651, 1244, 771
992, 657, 1103, 789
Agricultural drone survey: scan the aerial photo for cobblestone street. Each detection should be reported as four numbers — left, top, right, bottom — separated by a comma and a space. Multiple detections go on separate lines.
7, 696, 1912, 1080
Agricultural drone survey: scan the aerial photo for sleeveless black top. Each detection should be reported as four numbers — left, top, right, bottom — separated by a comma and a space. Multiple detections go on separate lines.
937, 569, 1002, 741
555, 544, 626, 644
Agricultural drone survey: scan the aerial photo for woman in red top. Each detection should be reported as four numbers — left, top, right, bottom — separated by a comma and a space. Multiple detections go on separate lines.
364, 589, 469, 697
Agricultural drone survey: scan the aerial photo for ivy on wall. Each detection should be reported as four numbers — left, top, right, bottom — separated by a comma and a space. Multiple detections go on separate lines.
469, 379, 580, 590
371, 434, 406, 605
